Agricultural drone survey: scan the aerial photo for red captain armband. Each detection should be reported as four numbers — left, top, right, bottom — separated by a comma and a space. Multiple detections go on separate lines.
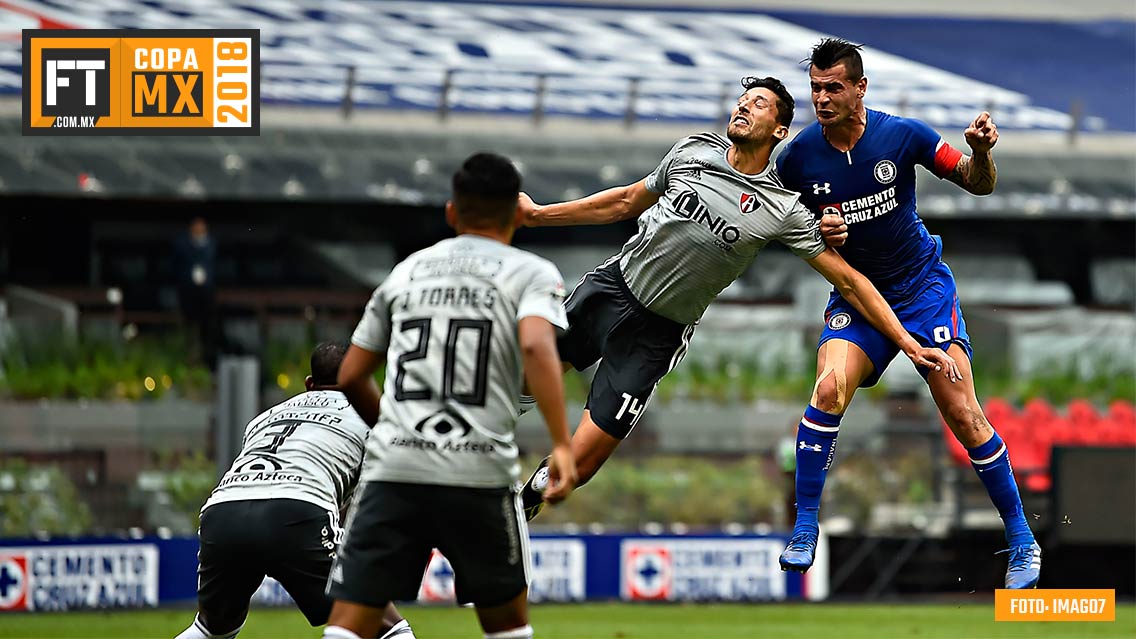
932, 140, 964, 178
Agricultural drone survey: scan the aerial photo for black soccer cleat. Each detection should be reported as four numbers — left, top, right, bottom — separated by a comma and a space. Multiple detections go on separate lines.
521, 457, 551, 522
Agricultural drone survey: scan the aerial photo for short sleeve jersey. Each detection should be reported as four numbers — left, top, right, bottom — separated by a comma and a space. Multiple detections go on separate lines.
776, 109, 963, 301
616, 132, 826, 325
351, 235, 568, 488
203, 390, 370, 515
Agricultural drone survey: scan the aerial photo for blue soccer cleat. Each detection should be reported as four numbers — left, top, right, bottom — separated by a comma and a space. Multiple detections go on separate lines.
1003, 542, 1042, 589
779, 529, 818, 573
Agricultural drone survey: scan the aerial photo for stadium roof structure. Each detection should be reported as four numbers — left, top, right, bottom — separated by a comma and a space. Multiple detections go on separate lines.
0, 109, 1130, 220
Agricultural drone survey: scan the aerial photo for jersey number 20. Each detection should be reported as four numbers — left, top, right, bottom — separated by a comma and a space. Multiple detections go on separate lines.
394, 318, 492, 407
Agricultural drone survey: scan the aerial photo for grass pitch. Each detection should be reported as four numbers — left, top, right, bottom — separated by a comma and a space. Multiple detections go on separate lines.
1, 602, 1132, 639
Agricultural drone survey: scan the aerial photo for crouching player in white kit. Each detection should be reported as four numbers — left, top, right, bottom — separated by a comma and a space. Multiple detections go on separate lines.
324, 152, 578, 639
175, 342, 413, 639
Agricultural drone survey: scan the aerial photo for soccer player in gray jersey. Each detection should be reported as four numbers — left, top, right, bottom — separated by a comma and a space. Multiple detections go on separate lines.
519, 76, 961, 520
324, 153, 577, 639
175, 342, 412, 639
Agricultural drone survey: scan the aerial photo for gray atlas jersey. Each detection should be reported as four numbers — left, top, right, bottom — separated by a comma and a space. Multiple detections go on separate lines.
351, 235, 568, 488
618, 132, 826, 325
203, 390, 371, 515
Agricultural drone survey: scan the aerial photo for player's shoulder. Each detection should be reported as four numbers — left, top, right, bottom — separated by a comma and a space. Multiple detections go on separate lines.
870, 109, 938, 139
779, 122, 824, 162
385, 236, 470, 283
282, 390, 370, 433
674, 132, 731, 154
381, 241, 438, 287
498, 244, 564, 283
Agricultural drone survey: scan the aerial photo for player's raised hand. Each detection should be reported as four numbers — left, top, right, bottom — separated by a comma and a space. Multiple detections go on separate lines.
516, 191, 541, 227
820, 212, 848, 247
542, 443, 578, 505
907, 347, 963, 383
964, 111, 998, 153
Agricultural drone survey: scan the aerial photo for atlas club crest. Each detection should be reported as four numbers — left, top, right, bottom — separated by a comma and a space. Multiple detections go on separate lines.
739, 192, 760, 214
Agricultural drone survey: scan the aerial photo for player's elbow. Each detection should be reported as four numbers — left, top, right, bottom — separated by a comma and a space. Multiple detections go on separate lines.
611, 193, 636, 222
520, 337, 551, 360
835, 281, 858, 301
612, 183, 651, 223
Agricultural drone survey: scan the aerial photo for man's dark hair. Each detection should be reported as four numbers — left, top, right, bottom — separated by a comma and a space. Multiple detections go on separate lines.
310, 341, 349, 386
451, 152, 522, 229
807, 38, 864, 81
740, 76, 795, 128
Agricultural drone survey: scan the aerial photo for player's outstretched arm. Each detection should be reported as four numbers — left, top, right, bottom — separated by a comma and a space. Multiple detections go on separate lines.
518, 316, 577, 504
807, 247, 962, 382
519, 178, 660, 227
337, 344, 385, 426
946, 111, 998, 196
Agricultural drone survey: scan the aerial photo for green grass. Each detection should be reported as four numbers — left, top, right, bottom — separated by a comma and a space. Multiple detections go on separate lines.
1, 603, 1133, 639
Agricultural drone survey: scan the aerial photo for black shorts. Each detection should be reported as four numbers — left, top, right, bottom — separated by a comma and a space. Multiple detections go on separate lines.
328, 481, 528, 608
557, 260, 695, 439
197, 499, 340, 631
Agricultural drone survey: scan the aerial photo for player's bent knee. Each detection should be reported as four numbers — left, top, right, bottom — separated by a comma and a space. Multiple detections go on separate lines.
810, 372, 850, 415
943, 403, 990, 443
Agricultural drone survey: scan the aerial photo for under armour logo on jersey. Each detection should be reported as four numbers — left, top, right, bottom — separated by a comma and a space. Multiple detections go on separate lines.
813, 182, 831, 195
738, 192, 761, 214
799, 441, 823, 452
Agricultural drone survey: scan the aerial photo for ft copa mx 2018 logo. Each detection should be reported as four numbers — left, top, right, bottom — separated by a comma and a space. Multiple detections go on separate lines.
22, 29, 259, 135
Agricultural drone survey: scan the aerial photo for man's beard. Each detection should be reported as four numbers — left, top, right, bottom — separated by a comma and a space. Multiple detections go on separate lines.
726, 127, 760, 144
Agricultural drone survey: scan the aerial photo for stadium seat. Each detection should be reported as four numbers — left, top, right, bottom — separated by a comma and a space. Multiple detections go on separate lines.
1091, 259, 1136, 308
1106, 400, 1136, 446
1108, 400, 1136, 426
1065, 399, 1103, 445
982, 397, 1017, 427
1047, 415, 1080, 448
1022, 398, 1057, 424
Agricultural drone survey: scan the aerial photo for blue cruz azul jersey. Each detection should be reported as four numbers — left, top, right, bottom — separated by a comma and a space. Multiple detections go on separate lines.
775, 109, 963, 301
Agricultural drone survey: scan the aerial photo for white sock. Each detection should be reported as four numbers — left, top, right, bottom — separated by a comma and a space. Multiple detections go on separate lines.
174, 615, 242, 639
380, 619, 416, 639
485, 625, 533, 639
323, 626, 362, 639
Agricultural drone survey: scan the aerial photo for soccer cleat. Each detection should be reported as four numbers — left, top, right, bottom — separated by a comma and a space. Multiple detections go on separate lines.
521, 457, 551, 521
779, 529, 818, 573
1002, 542, 1042, 589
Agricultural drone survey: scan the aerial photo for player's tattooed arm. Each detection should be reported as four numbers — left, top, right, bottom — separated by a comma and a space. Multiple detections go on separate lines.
520, 179, 660, 227
948, 152, 997, 195
947, 111, 998, 195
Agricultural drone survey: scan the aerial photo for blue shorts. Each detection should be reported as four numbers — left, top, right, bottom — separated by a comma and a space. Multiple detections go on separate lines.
818, 260, 972, 388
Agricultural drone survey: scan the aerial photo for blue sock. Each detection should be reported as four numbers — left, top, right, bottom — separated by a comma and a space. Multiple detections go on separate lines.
967, 431, 1035, 548
793, 405, 842, 534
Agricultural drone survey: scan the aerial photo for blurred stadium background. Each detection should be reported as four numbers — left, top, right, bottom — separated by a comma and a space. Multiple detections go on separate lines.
0, 0, 1133, 636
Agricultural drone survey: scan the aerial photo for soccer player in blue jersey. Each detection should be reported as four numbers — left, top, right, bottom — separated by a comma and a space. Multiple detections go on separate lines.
775, 38, 1040, 589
